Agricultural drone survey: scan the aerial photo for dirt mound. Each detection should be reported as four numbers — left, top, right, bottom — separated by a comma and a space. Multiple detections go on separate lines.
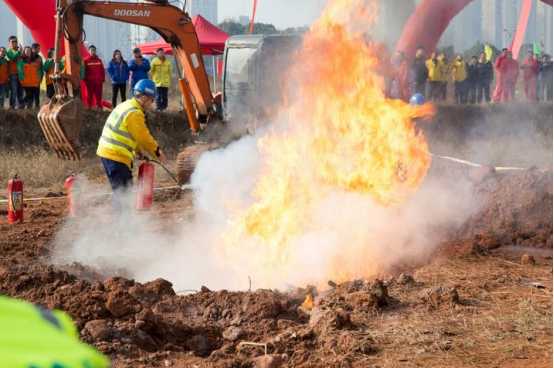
0, 109, 193, 156
435, 166, 553, 256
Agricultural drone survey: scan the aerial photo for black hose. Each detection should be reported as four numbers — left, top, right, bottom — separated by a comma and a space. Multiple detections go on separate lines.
149, 159, 182, 187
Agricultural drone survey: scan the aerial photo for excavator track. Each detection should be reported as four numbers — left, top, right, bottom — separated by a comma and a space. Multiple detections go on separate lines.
176, 143, 221, 184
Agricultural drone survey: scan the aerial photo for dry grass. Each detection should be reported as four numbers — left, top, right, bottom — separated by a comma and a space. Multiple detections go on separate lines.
351, 255, 554, 367
0, 148, 105, 192
0, 148, 185, 196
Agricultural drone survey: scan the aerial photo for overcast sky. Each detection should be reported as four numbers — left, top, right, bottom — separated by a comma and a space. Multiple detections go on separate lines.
218, 0, 326, 29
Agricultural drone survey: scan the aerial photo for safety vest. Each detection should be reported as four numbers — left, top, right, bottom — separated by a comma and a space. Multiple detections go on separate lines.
98, 99, 142, 161
0, 295, 109, 368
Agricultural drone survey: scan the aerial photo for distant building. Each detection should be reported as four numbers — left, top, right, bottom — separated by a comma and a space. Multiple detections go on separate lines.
189, 0, 218, 25
481, 1, 500, 48
437, 0, 552, 55
83, 16, 135, 60
224, 15, 250, 26
440, 0, 483, 52
536, 0, 553, 54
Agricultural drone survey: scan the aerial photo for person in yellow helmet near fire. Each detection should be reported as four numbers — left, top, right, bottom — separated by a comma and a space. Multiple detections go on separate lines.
96, 78, 167, 212
0, 295, 109, 368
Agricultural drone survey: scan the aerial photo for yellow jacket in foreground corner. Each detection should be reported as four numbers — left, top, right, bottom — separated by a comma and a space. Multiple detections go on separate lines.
97, 98, 163, 168
0, 295, 109, 368
149, 57, 173, 88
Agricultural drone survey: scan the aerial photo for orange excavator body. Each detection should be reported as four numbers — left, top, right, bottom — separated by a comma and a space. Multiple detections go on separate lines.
38, 0, 218, 160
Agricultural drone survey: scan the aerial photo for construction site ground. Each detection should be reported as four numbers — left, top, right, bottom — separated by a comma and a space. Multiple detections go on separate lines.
0, 103, 552, 367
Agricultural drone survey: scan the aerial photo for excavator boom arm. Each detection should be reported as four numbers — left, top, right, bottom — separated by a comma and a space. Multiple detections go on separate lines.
61, 0, 214, 116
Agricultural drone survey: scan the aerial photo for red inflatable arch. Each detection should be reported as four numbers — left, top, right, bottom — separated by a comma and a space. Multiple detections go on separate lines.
3, 0, 112, 109
3, 0, 58, 56
396, 0, 553, 59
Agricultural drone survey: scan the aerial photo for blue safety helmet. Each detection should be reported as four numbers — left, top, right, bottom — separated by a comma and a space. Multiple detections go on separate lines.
134, 79, 158, 98
410, 93, 425, 106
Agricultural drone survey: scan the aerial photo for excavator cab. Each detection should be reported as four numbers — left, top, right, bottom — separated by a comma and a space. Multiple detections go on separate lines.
222, 34, 301, 132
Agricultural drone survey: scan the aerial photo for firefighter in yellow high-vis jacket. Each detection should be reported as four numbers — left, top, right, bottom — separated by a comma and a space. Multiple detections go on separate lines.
97, 79, 167, 211
0, 295, 109, 368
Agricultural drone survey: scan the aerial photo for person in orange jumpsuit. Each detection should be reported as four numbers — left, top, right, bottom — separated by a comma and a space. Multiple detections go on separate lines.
520, 50, 540, 101
500, 51, 519, 102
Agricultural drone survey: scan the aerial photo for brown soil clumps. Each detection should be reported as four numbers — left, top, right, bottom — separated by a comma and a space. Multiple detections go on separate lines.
435, 167, 553, 256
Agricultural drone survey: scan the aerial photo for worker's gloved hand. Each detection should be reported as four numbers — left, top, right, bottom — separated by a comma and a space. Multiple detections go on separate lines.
158, 153, 168, 165
135, 151, 145, 160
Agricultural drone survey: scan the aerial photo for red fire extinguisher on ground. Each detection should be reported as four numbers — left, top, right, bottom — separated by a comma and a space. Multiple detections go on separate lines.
8, 172, 23, 224
136, 161, 155, 211
65, 173, 84, 216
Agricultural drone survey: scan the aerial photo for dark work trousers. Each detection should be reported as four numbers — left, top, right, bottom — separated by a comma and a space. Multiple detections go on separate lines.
454, 81, 466, 104
477, 81, 491, 103
112, 83, 127, 108
22, 86, 40, 109
9, 74, 23, 108
440, 82, 447, 102
101, 157, 133, 213
156, 87, 168, 110
33, 85, 40, 108
46, 83, 55, 99
467, 82, 477, 104
426, 81, 441, 101
538, 78, 553, 102
0, 83, 5, 109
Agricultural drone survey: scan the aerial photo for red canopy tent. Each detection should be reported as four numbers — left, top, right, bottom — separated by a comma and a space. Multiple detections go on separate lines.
136, 14, 230, 55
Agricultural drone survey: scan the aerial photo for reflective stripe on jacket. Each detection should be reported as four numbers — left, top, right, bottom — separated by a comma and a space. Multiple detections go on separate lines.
149, 57, 172, 87
0, 295, 110, 368
97, 98, 162, 168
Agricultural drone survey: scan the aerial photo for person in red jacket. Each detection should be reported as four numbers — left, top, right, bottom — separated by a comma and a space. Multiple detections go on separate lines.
520, 50, 540, 101
492, 49, 508, 103
390, 51, 410, 101
83, 45, 105, 109
500, 51, 519, 103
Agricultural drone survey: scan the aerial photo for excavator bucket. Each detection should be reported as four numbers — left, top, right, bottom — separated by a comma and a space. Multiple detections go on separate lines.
37, 95, 84, 161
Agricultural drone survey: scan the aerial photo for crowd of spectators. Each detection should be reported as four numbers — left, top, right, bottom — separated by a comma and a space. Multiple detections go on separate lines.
0, 35, 174, 112
387, 45, 553, 104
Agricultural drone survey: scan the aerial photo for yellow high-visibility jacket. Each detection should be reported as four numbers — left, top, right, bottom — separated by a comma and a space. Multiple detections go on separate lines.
97, 98, 162, 168
451, 60, 468, 82
426, 58, 445, 82
0, 295, 109, 368
149, 57, 172, 88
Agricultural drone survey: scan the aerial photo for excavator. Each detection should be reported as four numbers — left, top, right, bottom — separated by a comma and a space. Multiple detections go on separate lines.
38, 0, 300, 183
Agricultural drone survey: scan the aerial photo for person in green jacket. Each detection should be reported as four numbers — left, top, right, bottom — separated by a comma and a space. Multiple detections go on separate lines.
0, 47, 9, 108
0, 295, 110, 368
7, 35, 23, 108
17, 46, 42, 109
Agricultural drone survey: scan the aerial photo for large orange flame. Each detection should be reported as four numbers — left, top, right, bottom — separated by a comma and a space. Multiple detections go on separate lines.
218, 0, 434, 288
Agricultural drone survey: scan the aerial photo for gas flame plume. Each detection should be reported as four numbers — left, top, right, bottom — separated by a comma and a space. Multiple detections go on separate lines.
217, 0, 434, 288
